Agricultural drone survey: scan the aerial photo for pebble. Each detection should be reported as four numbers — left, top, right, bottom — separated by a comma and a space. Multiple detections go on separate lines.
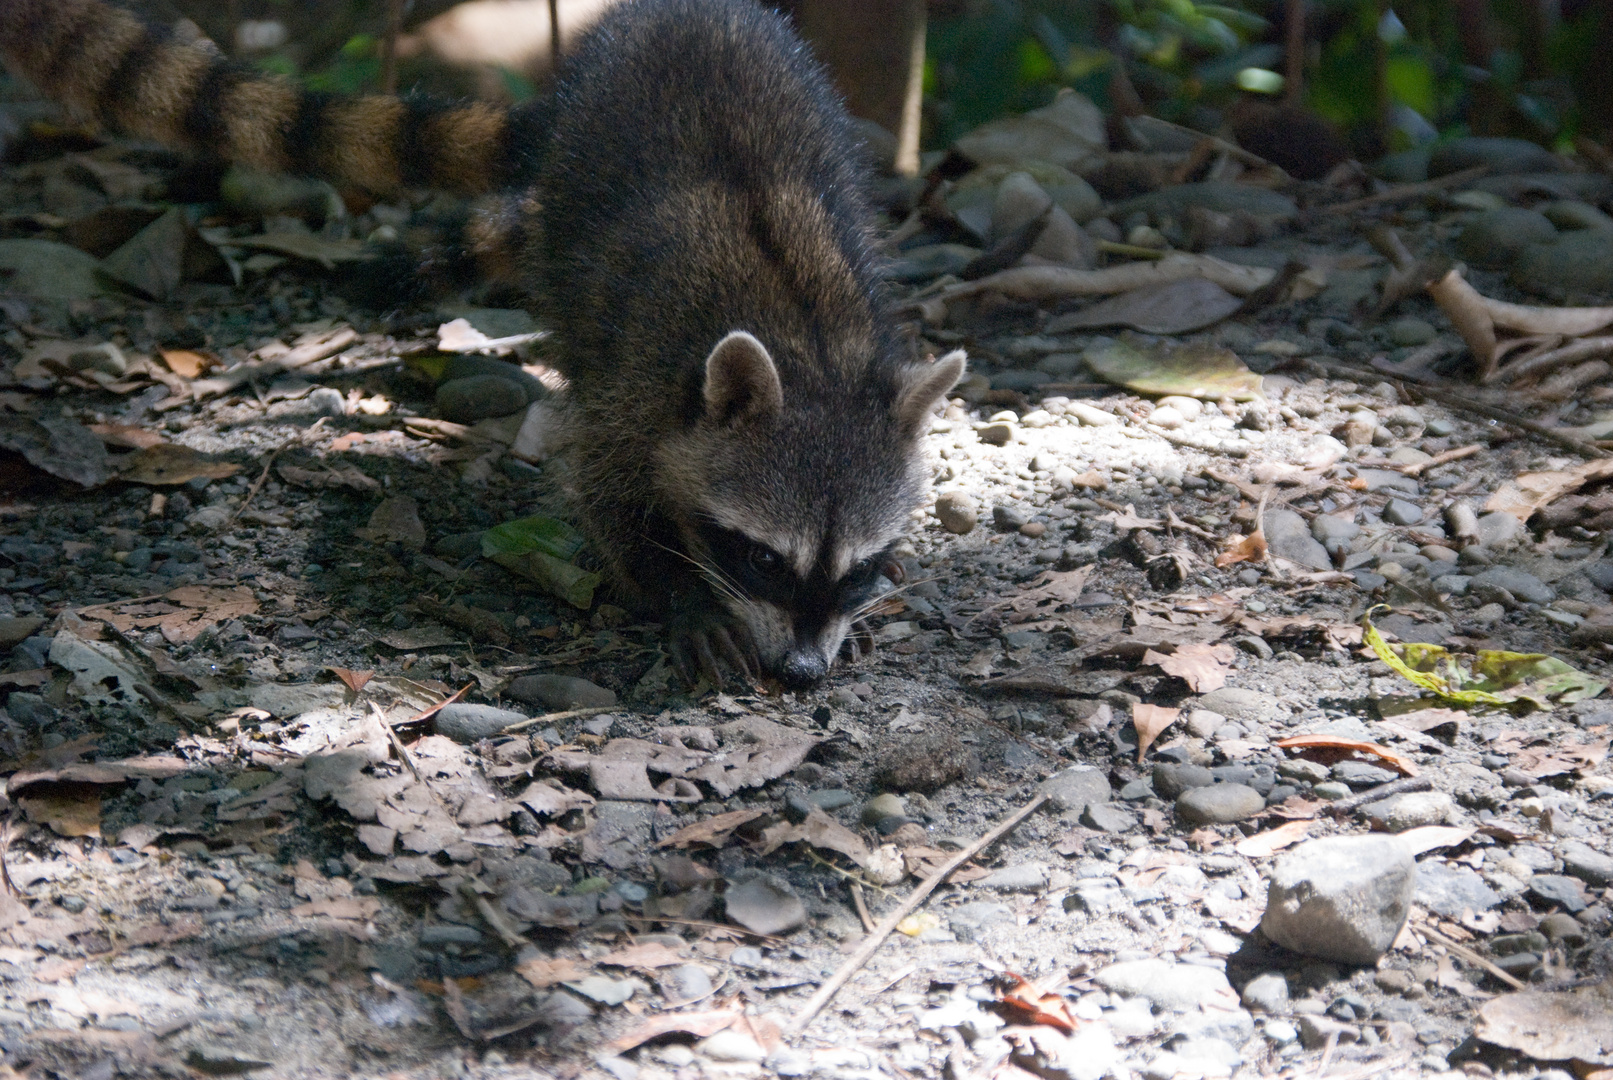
978, 421, 1015, 445
1041, 765, 1112, 814
1094, 958, 1233, 1012
861, 793, 907, 825
1561, 842, 1613, 887
1185, 709, 1227, 739
1080, 803, 1137, 833
436, 374, 532, 422
1376, 791, 1455, 831
992, 503, 1031, 532
1261, 836, 1415, 964
1152, 763, 1214, 799
1157, 395, 1204, 421
1512, 229, 1613, 300
506, 674, 617, 710
1386, 318, 1437, 347
1065, 402, 1118, 426
1197, 687, 1284, 723
1473, 512, 1526, 549
1262, 508, 1332, 570
1473, 565, 1554, 605
664, 963, 713, 1002
1528, 875, 1589, 913
698, 1029, 768, 1063
1412, 861, 1501, 918
1149, 405, 1185, 429
435, 703, 527, 743
1278, 759, 1330, 784
980, 863, 1049, 891
1383, 499, 1424, 526
935, 490, 979, 534
1540, 912, 1587, 945
1241, 971, 1290, 1013
1176, 783, 1265, 824
991, 171, 1054, 241
1331, 761, 1399, 788
1430, 136, 1566, 177
1455, 207, 1558, 268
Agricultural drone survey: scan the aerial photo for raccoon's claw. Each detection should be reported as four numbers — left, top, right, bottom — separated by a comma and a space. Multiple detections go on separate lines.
840, 619, 876, 663
668, 614, 758, 688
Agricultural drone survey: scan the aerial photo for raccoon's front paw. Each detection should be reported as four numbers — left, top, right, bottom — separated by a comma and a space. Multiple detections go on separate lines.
667, 608, 759, 688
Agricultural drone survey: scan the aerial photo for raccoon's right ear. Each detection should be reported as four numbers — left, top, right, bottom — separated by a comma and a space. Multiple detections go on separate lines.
703, 331, 784, 425
894, 349, 967, 435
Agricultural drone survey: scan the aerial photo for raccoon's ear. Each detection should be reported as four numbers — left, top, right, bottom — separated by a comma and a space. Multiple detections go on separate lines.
894, 349, 967, 435
703, 331, 784, 425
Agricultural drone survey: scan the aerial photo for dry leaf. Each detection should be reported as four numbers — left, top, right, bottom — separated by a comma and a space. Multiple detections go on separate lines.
158, 349, 214, 378
278, 464, 379, 491
87, 423, 165, 450
515, 957, 583, 988
1142, 642, 1235, 693
997, 973, 1080, 1033
1215, 529, 1267, 568
17, 791, 100, 838
597, 943, 686, 970
611, 1003, 744, 1052
331, 668, 373, 694
1484, 459, 1613, 522
1274, 734, 1420, 777
657, 809, 769, 849
116, 444, 241, 486
1234, 819, 1311, 857
1132, 703, 1179, 763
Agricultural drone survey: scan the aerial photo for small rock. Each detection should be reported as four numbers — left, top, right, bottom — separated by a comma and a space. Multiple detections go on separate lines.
1539, 912, 1587, 945
1473, 566, 1554, 604
1095, 958, 1233, 1012
1040, 765, 1112, 814
1383, 499, 1425, 526
436, 374, 531, 422
1430, 137, 1565, 177
1296, 1014, 1359, 1051
1186, 709, 1227, 739
507, 674, 616, 711
1261, 835, 1415, 964
1263, 508, 1332, 570
991, 171, 1054, 241
1065, 402, 1118, 427
1382, 791, 1454, 831
663, 963, 714, 1003
1241, 971, 1290, 1013
1528, 874, 1589, 914
698, 1029, 768, 1063
980, 863, 1049, 891
1153, 763, 1214, 799
1177, 783, 1265, 825
724, 877, 807, 935
935, 490, 978, 534
978, 421, 1015, 445
1413, 861, 1502, 919
1473, 512, 1526, 550
1386, 319, 1437, 347
1150, 405, 1185, 429
1561, 842, 1613, 887
1331, 761, 1398, 788
1197, 687, 1284, 723
861, 793, 907, 825
1455, 207, 1558, 268
992, 503, 1031, 532
1080, 803, 1136, 833
435, 703, 527, 743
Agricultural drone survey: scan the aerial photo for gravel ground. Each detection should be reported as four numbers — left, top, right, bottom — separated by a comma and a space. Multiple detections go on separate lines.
0, 99, 1608, 1080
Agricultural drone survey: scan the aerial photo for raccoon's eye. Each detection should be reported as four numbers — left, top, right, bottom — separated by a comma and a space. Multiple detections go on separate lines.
748, 544, 785, 576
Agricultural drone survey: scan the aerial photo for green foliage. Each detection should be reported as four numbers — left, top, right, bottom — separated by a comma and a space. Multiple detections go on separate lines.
303, 34, 382, 95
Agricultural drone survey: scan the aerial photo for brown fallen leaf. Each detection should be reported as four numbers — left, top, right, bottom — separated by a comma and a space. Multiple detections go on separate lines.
515, 956, 583, 988
87, 423, 165, 450
115, 444, 241, 486
1142, 642, 1235, 693
597, 942, 686, 970
1132, 703, 1179, 763
612, 1002, 744, 1052
1215, 529, 1267, 568
1274, 734, 1420, 777
158, 349, 215, 378
1484, 458, 1613, 522
278, 463, 379, 491
330, 668, 374, 694
657, 809, 769, 850
17, 790, 100, 838
997, 972, 1080, 1033
1474, 980, 1613, 1065
1234, 819, 1311, 858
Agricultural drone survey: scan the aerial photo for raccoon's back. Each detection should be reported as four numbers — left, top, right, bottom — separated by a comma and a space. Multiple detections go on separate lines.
536, 0, 892, 409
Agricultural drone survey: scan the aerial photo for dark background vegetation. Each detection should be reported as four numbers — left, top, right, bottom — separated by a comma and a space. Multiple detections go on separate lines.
130, 0, 1613, 165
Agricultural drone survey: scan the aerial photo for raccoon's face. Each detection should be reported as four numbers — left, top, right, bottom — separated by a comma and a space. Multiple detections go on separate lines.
659, 331, 965, 688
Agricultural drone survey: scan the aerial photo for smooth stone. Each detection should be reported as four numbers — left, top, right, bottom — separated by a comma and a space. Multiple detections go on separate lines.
1262, 508, 1331, 570
1528, 874, 1589, 914
1429, 137, 1565, 177
0, 239, 108, 300
1472, 566, 1554, 605
993, 503, 1032, 531
1512, 230, 1613, 301
435, 703, 528, 743
861, 793, 906, 825
1241, 971, 1290, 1013
1331, 761, 1399, 788
1311, 514, 1360, 550
1177, 784, 1265, 825
949, 901, 1015, 929
1153, 763, 1214, 800
1560, 842, 1613, 887
979, 863, 1049, 891
1095, 958, 1233, 1012
698, 1029, 768, 1063
886, 243, 980, 282
1046, 178, 1102, 223
1081, 803, 1136, 833
1261, 835, 1415, 964
1381, 791, 1454, 831
1473, 512, 1526, 549
1186, 709, 1227, 739
1116, 181, 1298, 224
935, 490, 979, 535
1383, 499, 1425, 526
1386, 318, 1437, 347
507, 674, 617, 711
1278, 759, 1330, 784
1539, 912, 1588, 945
1455, 207, 1557, 268
991, 172, 1053, 241
1197, 687, 1284, 723
1065, 402, 1118, 427
1413, 860, 1501, 918
978, 420, 1016, 444
435, 374, 532, 422
1041, 765, 1112, 814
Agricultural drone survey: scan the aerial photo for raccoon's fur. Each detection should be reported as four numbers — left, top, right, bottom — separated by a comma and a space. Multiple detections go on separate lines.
0, 0, 965, 688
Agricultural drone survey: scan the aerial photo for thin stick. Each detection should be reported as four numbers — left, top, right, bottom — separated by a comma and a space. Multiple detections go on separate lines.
380, 0, 405, 95
394, 681, 474, 727
1356, 444, 1481, 477
893, 0, 926, 178
227, 447, 282, 526
1322, 775, 1431, 817
1419, 920, 1525, 991
1309, 357, 1612, 459
1322, 165, 1488, 215
370, 702, 420, 780
499, 704, 616, 734
1284, 0, 1305, 105
789, 792, 1048, 1035
849, 881, 876, 933
547, 0, 561, 69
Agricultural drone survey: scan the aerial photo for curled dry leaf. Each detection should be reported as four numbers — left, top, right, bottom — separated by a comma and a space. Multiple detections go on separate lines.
278, 463, 380, 491
1142, 642, 1235, 693
1428, 266, 1613, 382
1485, 458, 1613, 522
1234, 819, 1311, 858
330, 668, 374, 694
657, 809, 769, 849
1131, 703, 1179, 763
116, 444, 240, 486
88, 423, 164, 450
937, 252, 1277, 305
1274, 734, 1420, 777
158, 349, 214, 378
997, 973, 1080, 1033
1215, 529, 1267, 568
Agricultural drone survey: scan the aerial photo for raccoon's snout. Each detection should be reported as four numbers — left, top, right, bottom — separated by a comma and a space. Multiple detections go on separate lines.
780, 649, 828, 689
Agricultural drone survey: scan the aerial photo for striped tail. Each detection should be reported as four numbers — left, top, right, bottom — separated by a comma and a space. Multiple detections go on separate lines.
0, 0, 539, 195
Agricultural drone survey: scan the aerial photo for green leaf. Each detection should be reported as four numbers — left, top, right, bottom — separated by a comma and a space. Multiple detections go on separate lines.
482, 516, 586, 562
488, 550, 601, 609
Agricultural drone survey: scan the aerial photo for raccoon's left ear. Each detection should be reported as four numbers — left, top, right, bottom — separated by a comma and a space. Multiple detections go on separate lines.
704, 331, 784, 425
894, 350, 967, 435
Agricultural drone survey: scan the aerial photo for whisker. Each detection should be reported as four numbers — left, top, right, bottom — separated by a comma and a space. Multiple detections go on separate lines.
647, 536, 748, 607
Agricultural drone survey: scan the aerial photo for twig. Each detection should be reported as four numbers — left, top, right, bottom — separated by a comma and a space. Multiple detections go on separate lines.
499, 704, 617, 734
394, 681, 474, 727
1322, 775, 1431, 817
1317, 1028, 1339, 1077
227, 447, 282, 526
788, 792, 1048, 1035
1307, 356, 1612, 459
849, 881, 876, 933
1419, 920, 1525, 990
1355, 443, 1481, 477
380, 0, 405, 95
1322, 165, 1489, 215
547, 0, 561, 69
370, 702, 420, 780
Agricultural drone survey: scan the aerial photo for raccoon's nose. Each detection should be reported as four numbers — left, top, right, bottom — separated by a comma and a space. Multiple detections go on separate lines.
780, 650, 827, 688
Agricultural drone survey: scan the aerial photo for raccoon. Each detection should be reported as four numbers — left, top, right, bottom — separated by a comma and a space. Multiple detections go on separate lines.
0, 0, 965, 688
